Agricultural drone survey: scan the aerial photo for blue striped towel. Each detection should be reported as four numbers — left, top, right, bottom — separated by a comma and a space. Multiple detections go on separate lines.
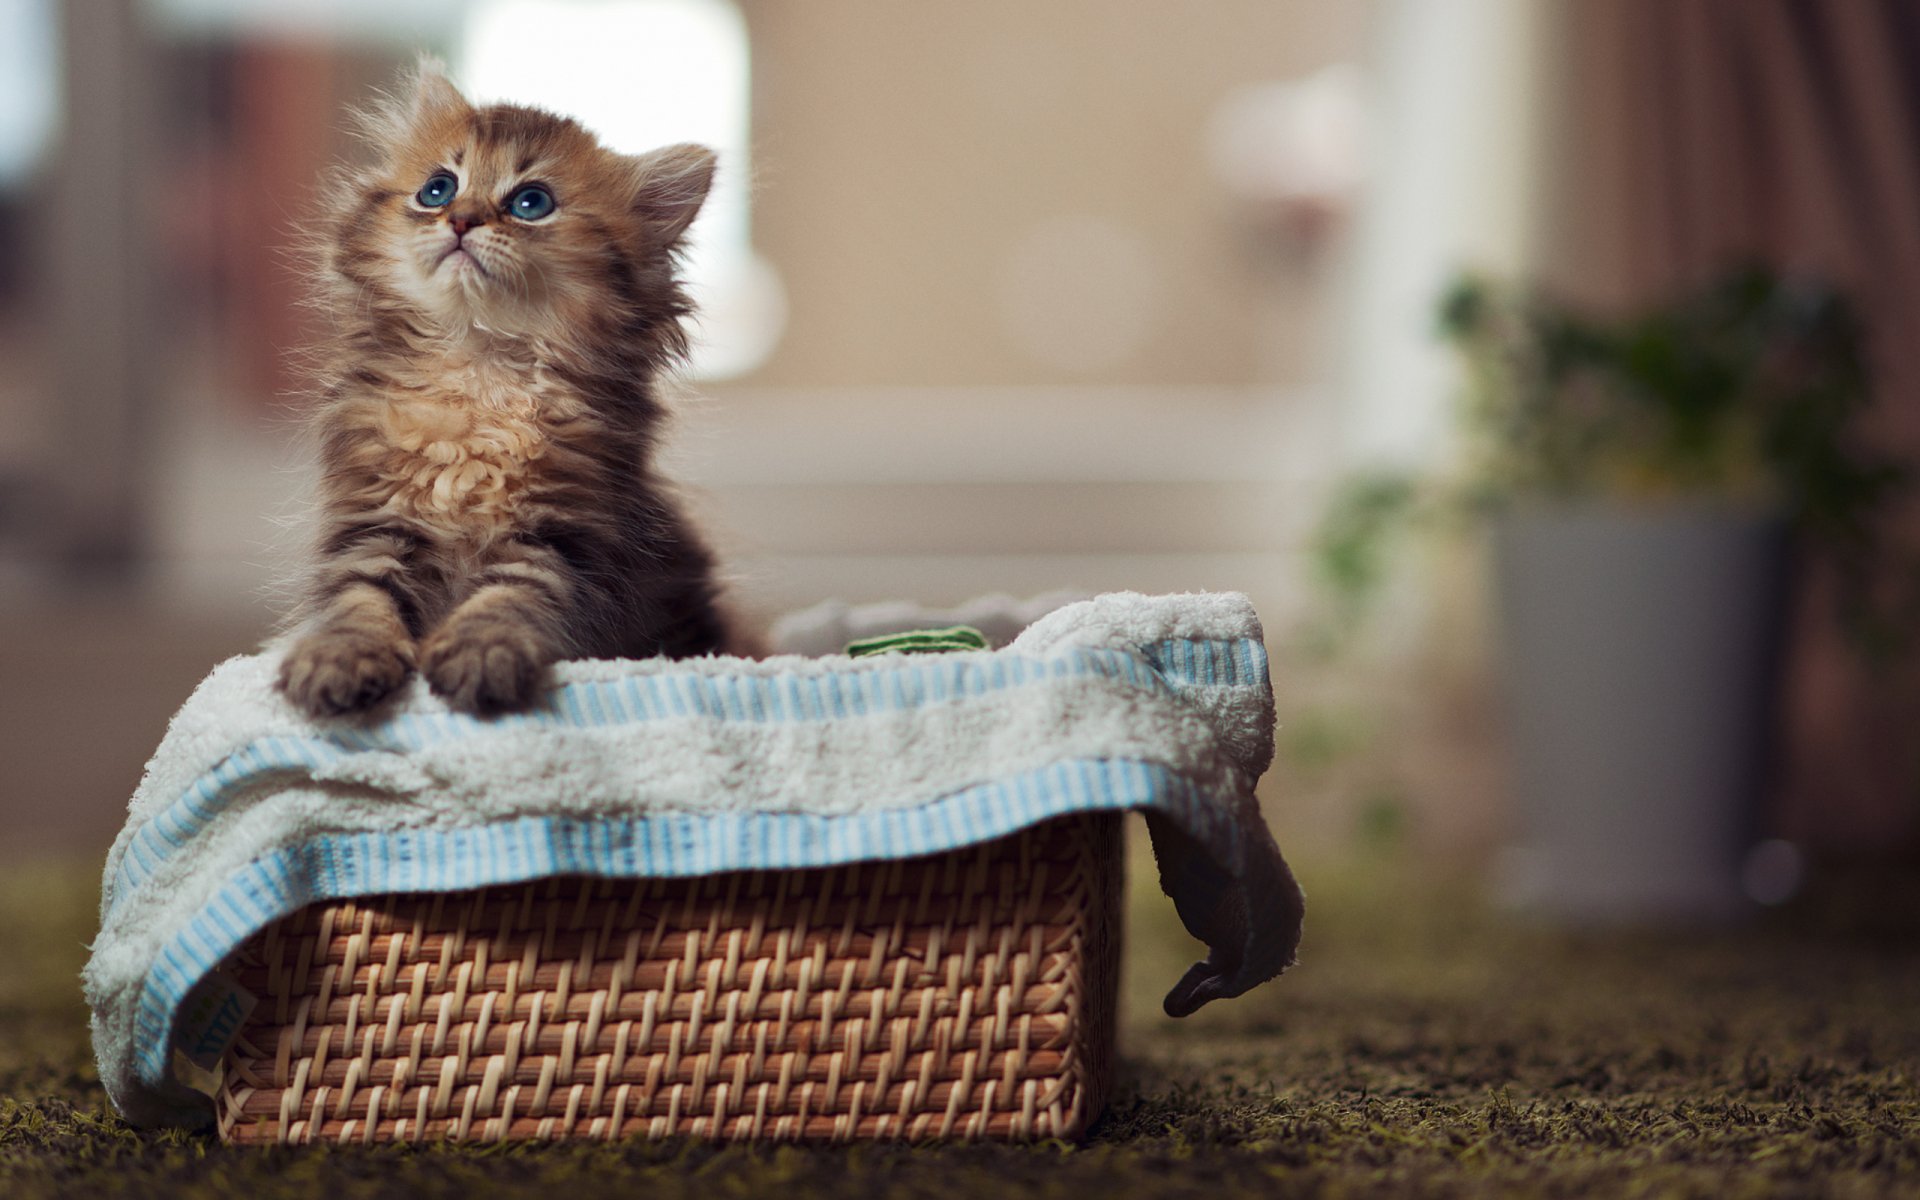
84, 591, 1303, 1129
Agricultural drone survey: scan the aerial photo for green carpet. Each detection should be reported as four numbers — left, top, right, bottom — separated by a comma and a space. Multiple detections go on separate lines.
3, 841, 1916, 1199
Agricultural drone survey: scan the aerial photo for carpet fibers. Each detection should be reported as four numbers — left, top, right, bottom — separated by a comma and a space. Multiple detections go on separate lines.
3, 838, 1916, 1199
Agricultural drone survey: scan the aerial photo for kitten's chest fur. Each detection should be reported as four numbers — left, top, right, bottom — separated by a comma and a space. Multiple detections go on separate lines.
344, 350, 586, 541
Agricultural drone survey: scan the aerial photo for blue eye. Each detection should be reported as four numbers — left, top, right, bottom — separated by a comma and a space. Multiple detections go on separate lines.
416, 172, 458, 207
508, 184, 556, 221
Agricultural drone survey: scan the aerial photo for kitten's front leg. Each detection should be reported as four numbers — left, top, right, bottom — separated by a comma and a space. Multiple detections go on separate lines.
278, 530, 425, 718
420, 546, 574, 715
280, 583, 418, 717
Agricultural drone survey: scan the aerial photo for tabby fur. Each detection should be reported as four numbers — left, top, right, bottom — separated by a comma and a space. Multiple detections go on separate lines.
277, 64, 738, 718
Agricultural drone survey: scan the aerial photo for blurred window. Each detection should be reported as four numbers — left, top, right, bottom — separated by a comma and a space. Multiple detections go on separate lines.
0, 0, 58, 188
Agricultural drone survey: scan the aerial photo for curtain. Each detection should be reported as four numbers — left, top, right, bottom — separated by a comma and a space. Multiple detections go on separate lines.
1539, 0, 1920, 849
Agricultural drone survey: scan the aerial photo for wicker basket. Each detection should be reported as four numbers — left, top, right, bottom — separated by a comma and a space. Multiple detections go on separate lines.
213, 813, 1122, 1144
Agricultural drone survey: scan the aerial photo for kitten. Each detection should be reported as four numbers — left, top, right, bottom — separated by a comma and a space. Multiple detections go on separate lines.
276, 63, 739, 719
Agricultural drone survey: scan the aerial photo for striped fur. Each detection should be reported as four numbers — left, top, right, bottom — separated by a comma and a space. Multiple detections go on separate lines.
279, 63, 739, 717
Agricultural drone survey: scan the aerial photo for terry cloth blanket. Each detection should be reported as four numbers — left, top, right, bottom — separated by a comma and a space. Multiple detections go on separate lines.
85, 591, 1304, 1129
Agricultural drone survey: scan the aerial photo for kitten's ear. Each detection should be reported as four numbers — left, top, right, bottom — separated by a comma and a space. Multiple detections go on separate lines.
403, 58, 471, 127
356, 58, 471, 150
628, 144, 717, 245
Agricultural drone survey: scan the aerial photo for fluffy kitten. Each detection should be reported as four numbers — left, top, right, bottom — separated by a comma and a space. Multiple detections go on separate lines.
277, 64, 738, 718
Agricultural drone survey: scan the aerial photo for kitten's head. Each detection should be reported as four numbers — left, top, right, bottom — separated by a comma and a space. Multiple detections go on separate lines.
329, 63, 714, 348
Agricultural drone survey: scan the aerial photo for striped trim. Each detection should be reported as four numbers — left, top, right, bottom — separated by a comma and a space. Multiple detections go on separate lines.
1139, 637, 1268, 687
132, 756, 1252, 1091
108, 639, 1266, 917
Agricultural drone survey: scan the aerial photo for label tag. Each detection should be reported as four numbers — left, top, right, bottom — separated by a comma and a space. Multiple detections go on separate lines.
173, 970, 258, 1096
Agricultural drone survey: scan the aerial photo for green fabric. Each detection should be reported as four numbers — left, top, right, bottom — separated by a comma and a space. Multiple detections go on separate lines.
844, 625, 990, 657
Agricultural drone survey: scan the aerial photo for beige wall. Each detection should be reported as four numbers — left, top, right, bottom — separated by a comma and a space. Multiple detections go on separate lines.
735, 0, 1373, 387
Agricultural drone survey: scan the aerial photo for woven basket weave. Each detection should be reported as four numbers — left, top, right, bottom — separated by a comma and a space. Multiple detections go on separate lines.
213, 813, 1122, 1144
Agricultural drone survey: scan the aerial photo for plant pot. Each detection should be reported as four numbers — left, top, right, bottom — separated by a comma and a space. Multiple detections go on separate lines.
1491, 501, 1789, 923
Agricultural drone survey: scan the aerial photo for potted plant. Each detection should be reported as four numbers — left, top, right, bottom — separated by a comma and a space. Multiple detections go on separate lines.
1316, 265, 1907, 921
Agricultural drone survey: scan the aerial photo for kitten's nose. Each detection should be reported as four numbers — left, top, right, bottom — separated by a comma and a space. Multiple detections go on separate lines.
449, 211, 485, 236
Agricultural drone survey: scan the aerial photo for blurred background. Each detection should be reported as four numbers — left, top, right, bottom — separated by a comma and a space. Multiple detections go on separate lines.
1, 0, 1916, 904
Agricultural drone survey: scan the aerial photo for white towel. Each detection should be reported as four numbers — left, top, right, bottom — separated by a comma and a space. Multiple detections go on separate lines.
84, 591, 1303, 1128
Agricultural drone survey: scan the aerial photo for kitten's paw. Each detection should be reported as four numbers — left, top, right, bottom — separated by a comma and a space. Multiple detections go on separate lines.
278, 630, 415, 718
420, 625, 551, 715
